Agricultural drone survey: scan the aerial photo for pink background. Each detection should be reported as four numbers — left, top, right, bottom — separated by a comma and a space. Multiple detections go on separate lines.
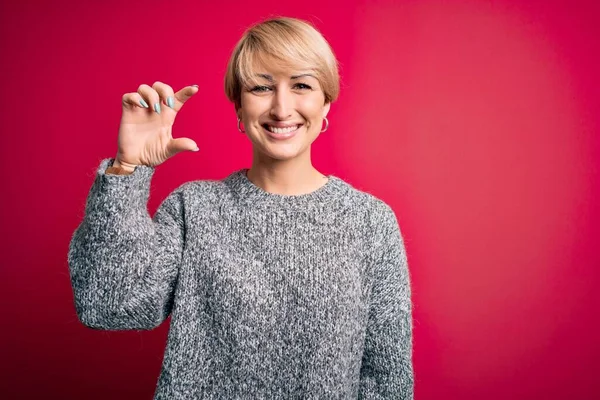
1, 0, 598, 398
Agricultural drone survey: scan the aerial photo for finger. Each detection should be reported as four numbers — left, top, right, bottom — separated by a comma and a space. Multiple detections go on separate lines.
172, 85, 199, 112
137, 84, 161, 114
168, 137, 199, 154
152, 81, 176, 110
122, 92, 149, 110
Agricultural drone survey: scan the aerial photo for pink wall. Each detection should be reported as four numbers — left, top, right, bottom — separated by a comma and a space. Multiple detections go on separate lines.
1, 0, 598, 398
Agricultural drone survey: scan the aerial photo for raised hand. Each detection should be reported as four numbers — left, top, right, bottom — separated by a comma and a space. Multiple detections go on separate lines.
114, 81, 200, 172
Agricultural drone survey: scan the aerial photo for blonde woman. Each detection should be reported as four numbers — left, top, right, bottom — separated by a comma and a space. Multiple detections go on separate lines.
68, 17, 413, 399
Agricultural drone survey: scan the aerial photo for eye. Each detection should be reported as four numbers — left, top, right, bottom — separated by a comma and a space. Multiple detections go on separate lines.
293, 83, 312, 90
250, 85, 271, 93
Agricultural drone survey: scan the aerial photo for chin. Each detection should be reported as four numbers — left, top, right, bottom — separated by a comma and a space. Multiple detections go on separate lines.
254, 143, 309, 161
262, 149, 302, 161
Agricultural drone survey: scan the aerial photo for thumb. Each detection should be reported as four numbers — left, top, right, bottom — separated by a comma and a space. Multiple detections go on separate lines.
169, 137, 199, 155
173, 85, 199, 111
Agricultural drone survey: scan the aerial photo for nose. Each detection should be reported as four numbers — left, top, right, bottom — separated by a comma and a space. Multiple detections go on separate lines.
270, 88, 293, 120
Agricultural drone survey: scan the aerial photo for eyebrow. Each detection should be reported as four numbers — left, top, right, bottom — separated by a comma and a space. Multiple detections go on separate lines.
256, 73, 316, 81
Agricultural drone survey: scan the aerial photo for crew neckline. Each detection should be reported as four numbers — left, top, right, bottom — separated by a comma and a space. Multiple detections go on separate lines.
224, 168, 349, 210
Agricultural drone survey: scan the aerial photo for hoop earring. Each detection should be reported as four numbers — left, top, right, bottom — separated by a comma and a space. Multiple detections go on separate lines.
237, 117, 245, 133
321, 117, 329, 132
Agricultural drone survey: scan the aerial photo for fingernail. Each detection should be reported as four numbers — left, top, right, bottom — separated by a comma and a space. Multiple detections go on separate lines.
192, 147, 199, 152
154, 103, 161, 114
191, 84, 199, 88
167, 96, 174, 109
139, 99, 149, 108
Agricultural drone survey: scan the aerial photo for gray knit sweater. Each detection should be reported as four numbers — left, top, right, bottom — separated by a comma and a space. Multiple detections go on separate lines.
68, 158, 413, 399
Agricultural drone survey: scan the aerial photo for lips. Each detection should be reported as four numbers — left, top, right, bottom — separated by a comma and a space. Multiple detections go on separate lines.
262, 123, 302, 140
263, 123, 301, 134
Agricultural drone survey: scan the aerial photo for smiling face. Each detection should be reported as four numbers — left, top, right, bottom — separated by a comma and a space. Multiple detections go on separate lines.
237, 60, 331, 162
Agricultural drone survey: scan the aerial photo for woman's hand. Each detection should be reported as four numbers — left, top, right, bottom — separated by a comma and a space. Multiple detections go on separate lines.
114, 82, 200, 172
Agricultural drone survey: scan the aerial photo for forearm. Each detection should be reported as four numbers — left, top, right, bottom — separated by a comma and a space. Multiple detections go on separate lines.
68, 159, 182, 330
358, 313, 414, 399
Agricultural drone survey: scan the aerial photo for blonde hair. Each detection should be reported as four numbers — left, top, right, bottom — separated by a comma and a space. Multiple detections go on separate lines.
225, 17, 340, 109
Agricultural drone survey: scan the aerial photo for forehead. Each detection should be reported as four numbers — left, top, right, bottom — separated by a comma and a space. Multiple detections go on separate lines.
253, 72, 318, 83
245, 53, 317, 79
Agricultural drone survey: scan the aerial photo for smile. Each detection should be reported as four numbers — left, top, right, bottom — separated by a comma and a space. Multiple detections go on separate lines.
261, 124, 303, 140
262, 124, 302, 134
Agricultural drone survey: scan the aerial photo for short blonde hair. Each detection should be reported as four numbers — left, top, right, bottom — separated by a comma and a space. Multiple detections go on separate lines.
225, 17, 340, 109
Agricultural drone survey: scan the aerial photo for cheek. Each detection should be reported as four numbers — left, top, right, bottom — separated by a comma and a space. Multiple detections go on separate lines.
240, 94, 266, 118
298, 97, 326, 122
298, 96, 325, 114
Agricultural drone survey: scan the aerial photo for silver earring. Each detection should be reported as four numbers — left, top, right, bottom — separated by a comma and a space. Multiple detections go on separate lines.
321, 117, 329, 132
237, 117, 245, 133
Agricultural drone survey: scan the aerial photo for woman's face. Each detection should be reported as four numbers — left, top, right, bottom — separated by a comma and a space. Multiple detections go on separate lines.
238, 60, 330, 162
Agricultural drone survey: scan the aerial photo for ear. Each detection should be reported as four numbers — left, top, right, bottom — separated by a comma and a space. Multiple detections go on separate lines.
323, 102, 331, 118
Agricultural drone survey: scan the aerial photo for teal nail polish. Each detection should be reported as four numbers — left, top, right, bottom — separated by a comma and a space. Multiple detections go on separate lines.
139, 99, 149, 108
167, 96, 174, 109
154, 103, 161, 114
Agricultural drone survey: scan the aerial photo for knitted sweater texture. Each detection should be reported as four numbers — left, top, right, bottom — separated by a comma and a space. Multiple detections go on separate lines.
68, 158, 414, 399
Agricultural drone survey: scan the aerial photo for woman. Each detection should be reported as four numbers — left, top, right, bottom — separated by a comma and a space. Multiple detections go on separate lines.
68, 17, 413, 399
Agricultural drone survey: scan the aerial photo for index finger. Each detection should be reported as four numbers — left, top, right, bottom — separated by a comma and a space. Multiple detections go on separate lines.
173, 85, 199, 111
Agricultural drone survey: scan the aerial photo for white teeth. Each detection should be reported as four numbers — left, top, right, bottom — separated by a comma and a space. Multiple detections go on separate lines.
267, 125, 299, 134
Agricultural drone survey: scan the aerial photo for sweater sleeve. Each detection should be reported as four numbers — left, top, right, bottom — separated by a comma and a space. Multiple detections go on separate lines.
67, 158, 186, 331
359, 202, 414, 399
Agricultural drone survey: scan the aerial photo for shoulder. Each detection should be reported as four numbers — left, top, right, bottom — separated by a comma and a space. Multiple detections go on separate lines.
172, 178, 225, 197
334, 178, 404, 249
157, 176, 229, 210
335, 177, 398, 222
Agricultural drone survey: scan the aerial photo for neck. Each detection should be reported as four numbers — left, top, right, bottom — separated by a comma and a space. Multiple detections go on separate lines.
247, 149, 328, 196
